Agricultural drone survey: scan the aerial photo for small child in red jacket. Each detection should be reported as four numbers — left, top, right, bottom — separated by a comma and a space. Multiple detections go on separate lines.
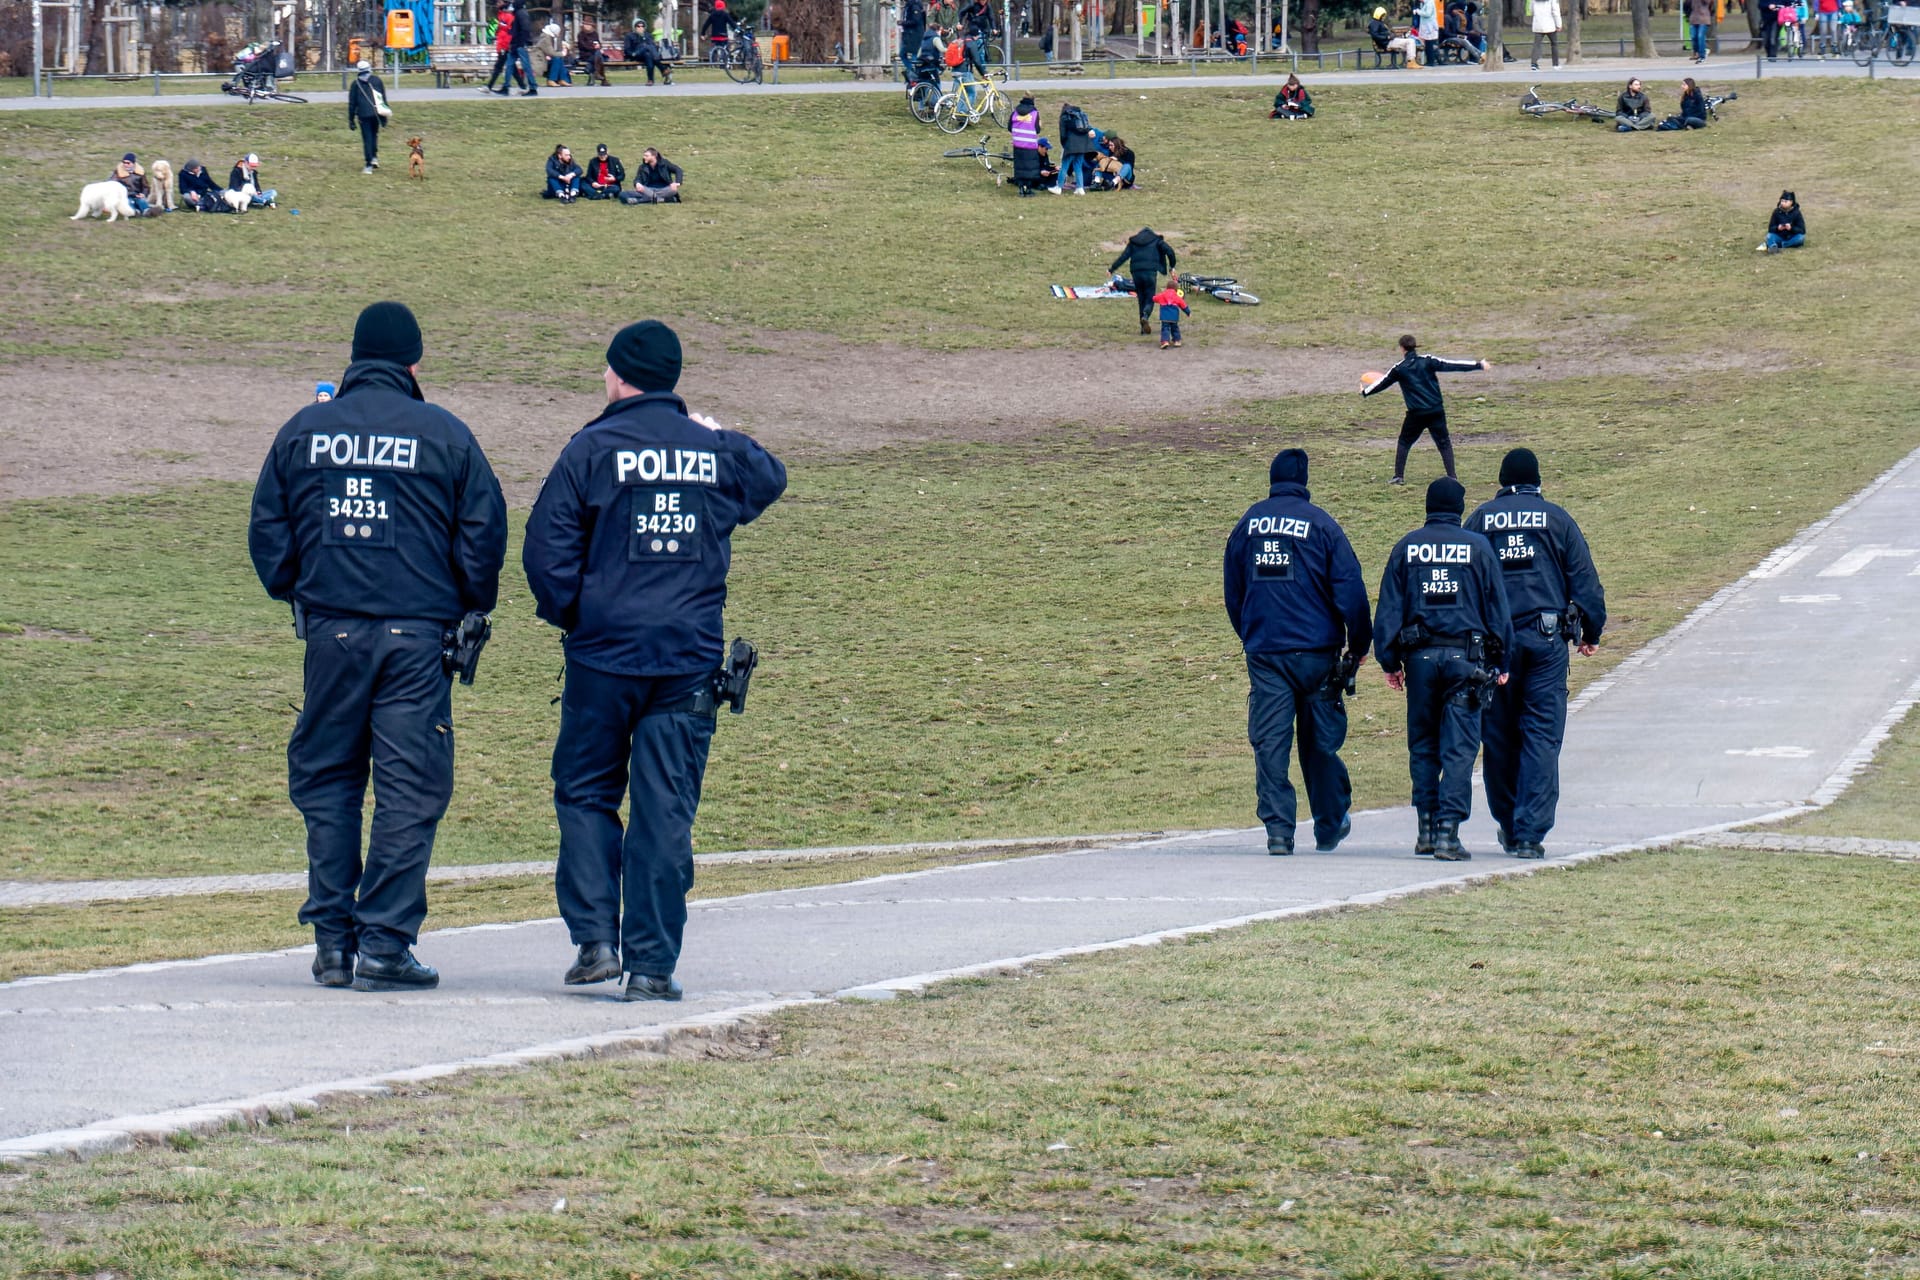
1152, 282, 1190, 349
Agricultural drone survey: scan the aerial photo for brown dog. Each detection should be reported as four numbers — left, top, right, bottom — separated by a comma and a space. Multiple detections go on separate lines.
407, 137, 425, 180
148, 159, 175, 212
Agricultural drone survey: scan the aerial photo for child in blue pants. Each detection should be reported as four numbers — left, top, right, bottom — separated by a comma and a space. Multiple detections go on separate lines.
1152, 282, 1190, 348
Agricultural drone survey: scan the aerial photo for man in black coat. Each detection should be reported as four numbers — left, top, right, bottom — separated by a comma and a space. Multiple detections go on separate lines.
509, 0, 539, 94
346, 59, 388, 175
1108, 226, 1177, 336
522, 321, 786, 1001
1372, 477, 1513, 860
248, 302, 507, 991
1361, 333, 1489, 485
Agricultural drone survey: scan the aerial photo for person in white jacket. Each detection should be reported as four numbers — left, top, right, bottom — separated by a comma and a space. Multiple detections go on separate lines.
1414, 0, 1440, 62
1529, 0, 1563, 68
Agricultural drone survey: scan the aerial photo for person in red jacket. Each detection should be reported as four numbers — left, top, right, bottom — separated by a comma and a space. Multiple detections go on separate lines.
485, 0, 519, 93
1152, 281, 1190, 349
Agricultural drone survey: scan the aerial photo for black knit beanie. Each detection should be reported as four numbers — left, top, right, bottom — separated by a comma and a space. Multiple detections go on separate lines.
1426, 476, 1466, 516
607, 319, 683, 392
1498, 448, 1541, 488
1268, 448, 1309, 486
351, 301, 423, 366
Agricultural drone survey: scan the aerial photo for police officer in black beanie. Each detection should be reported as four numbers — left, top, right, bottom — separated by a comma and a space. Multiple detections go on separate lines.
1372, 477, 1513, 860
1466, 448, 1606, 859
1223, 448, 1373, 856
249, 301, 507, 990
523, 320, 787, 1001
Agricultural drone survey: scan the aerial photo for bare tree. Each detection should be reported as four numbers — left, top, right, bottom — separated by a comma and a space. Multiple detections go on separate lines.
82, 0, 109, 72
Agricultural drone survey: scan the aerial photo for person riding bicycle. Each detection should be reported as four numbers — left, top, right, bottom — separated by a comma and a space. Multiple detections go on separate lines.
704, 0, 733, 56
961, 0, 996, 76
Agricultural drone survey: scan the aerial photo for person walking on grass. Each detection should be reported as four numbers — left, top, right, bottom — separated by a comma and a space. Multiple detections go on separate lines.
1361, 334, 1489, 486
1109, 226, 1177, 338
347, 60, 389, 175
1152, 279, 1189, 349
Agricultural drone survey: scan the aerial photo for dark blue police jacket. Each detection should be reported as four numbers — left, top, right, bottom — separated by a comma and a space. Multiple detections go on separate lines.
1223, 481, 1373, 658
248, 360, 507, 620
522, 391, 787, 677
1372, 513, 1514, 675
1465, 485, 1607, 643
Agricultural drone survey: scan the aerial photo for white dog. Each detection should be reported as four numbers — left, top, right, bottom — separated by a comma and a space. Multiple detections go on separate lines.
220, 179, 257, 214
149, 159, 175, 212
71, 180, 134, 222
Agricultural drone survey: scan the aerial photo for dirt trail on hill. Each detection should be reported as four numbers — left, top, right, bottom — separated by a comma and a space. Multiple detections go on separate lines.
0, 341, 1781, 503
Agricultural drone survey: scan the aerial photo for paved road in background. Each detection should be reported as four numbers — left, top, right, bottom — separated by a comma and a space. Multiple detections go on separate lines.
1, 54, 1909, 112
5, 443, 1916, 1158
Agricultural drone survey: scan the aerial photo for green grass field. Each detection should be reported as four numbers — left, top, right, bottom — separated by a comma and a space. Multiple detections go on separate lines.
5, 846, 1918, 1277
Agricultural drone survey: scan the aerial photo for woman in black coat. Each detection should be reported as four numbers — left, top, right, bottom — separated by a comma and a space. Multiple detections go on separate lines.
347, 59, 389, 174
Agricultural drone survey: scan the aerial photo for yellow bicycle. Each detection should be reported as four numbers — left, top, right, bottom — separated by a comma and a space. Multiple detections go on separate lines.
933, 68, 1010, 135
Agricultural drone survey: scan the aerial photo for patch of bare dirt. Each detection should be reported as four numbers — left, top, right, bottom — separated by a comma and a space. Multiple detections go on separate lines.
0, 341, 1791, 504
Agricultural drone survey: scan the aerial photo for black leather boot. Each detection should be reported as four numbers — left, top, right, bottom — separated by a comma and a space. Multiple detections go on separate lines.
564, 942, 621, 985
621, 973, 684, 1002
312, 948, 355, 988
1414, 812, 1435, 857
353, 949, 440, 991
1432, 823, 1472, 861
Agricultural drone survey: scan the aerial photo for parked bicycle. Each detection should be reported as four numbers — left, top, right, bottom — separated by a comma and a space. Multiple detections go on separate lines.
1850, 5, 1919, 63
221, 39, 307, 103
710, 22, 764, 83
933, 69, 1011, 134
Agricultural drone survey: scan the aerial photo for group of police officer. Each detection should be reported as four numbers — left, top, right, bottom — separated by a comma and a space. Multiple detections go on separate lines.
1224, 445, 1605, 862
249, 303, 785, 1000
248, 302, 1598, 998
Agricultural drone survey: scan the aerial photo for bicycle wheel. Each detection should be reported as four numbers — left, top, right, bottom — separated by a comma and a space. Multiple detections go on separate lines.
908, 80, 939, 122
942, 146, 985, 157
1214, 288, 1260, 305
266, 91, 308, 103
933, 94, 969, 133
984, 40, 1004, 63
724, 46, 755, 82
985, 85, 1011, 129
1851, 27, 1878, 63
1890, 26, 1916, 64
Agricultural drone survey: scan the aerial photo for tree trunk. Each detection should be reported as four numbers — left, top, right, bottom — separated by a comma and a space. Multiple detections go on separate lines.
1484, 0, 1502, 64
1300, 0, 1319, 49
1629, 0, 1653, 51
82, 0, 110, 73
1565, 0, 1580, 59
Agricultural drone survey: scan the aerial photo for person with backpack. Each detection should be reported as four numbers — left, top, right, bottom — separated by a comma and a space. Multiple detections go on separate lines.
1108, 226, 1177, 337
1052, 101, 1096, 195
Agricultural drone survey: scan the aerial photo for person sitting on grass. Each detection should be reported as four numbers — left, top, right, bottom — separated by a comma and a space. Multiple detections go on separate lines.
626, 147, 684, 203
1657, 76, 1710, 130
584, 143, 625, 198
1270, 73, 1314, 118
545, 144, 583, 201
1759, 190, 1805, 253
112, 154, 154, 217
1034, 137, 1059, 190
229, 152, 277, 206
1614, 77, 1655, 130
1088, 131, 1135, 189
178, 158, 226, 212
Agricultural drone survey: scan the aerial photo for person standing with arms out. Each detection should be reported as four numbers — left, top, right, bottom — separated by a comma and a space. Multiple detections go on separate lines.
248, 302, 507, 991
1528, 0, 1562, 68
1224, 449, 1373, 857
1466, 448, 1605, 860
347, 60, 388, 175
1372, 478, 1512, 861
1361, 334, 1489, 486
1109, 225, 1176, 338
523, 321, 787, 1002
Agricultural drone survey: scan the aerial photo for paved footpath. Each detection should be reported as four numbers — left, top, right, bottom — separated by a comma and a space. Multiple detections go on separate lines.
0, 54, 1909, 113
4, 444, 1918, 1159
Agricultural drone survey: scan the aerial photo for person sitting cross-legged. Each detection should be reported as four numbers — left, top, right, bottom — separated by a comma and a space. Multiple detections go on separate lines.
624, 147, 684, 203
545, 143, 584, 201
583, 143, 625, 198
1270, 73, 1314, 118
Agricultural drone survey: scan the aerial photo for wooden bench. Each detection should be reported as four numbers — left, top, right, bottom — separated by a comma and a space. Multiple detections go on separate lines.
429, 44, 498, 86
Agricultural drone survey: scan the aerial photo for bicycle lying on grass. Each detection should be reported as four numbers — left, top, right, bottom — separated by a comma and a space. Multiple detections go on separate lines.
942, 135, 1016, 183
1518, 85, 1612, 121
1176, 273, 1261, 305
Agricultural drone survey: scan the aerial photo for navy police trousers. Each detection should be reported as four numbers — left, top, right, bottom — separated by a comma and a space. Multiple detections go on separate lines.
290, 616, 454, 957
1247, 650, 1352, 847
1481, 626, 1569, 845
552, 661, 715, 978
1402, 645, 1481, 826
